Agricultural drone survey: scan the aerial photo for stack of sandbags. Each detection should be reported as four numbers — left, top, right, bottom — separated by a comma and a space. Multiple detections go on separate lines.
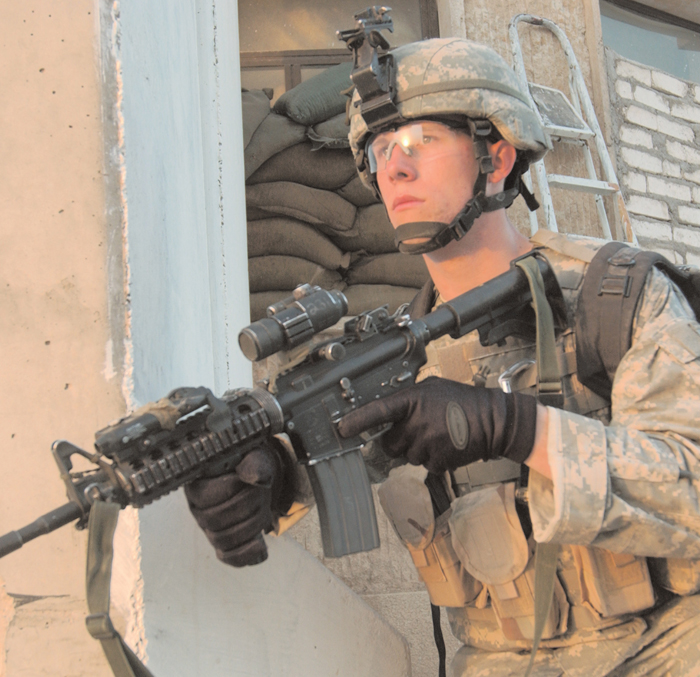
242, 63, 429, 321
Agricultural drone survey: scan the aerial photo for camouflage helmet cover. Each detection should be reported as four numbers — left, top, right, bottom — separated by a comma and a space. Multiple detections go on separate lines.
349, 37, 551, 188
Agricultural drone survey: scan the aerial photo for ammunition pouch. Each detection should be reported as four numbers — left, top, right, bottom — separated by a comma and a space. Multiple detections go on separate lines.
567, 545, 656, 618
378, 465, 481, 607
449, 483, 569, 641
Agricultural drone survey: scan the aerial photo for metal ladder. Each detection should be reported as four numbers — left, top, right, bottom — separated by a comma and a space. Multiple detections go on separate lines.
509, 14, 637, 244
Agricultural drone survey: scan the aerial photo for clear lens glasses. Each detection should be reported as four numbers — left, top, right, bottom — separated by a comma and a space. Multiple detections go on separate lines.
366, 121, 468, 174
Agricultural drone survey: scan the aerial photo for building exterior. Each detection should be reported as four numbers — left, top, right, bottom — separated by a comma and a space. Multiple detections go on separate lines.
0, 1, 698, 675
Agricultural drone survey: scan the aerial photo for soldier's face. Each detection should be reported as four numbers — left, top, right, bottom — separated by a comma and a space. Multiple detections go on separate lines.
372, 121, 477, 229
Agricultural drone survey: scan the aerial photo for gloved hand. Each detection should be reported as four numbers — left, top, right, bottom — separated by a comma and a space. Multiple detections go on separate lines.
185, 443, 291, 567
338, 377, 538, 474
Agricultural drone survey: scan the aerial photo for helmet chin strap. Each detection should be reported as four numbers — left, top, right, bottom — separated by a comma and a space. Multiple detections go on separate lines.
394, 182, 520, 255
392, 119, 535, 256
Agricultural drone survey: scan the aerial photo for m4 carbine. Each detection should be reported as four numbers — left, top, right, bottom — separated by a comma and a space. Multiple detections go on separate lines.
0, 252, 560, 560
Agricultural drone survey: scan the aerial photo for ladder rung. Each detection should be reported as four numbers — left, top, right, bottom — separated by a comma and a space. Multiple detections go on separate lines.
547, 174, 619, 195
528, 83, 594, 141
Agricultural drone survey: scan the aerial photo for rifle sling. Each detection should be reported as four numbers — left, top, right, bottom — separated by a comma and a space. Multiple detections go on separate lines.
524, 541, 561, 677
515, 255, 563, 408
86, 501, 155, 677
515, 254, 562, 675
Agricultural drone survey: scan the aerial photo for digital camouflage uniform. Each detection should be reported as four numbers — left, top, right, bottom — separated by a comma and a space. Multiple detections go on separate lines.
411, 231, 700, 676
341, 34, 700, 676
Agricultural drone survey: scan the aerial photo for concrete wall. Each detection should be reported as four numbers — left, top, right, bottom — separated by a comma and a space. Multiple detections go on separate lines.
606, 49, 700, 262
0, 0, 412, 675
0, 1, 124, 675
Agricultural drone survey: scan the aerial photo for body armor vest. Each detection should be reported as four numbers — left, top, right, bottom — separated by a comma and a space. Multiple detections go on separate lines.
379, 232, 698, 653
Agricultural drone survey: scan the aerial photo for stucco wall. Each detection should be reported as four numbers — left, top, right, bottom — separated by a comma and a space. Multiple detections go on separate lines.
0, 1, 123, 675
1, 0, 413, 674
606, 49, 700, 262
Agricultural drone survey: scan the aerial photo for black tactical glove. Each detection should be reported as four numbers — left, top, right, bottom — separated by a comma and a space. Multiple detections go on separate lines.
185, 441, 294, 567
338, 377, 538, 474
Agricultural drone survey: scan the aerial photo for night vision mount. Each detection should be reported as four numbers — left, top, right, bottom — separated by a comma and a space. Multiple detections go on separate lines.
337, 6, 403, 132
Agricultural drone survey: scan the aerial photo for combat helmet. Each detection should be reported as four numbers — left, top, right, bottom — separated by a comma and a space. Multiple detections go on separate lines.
340, 8, 550, 254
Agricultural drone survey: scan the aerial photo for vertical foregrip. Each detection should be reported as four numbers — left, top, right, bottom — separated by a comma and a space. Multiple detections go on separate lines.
305, 449, 380, 558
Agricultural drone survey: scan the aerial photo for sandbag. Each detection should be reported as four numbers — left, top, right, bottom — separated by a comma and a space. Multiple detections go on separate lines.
248, 255, 344, 294
245, 182, 357, 236
347, 253, 430, 288
247, 142, 357, 191
273, 62, 353, 126
336, 175, 380, 207
241, 90, 271, 149
307, 113, 351, 150
343, 284, 419, 316
244, 114, 306, 179
331, 203, 397, 253
247, 218, 351, 270
246, 205, 272, 221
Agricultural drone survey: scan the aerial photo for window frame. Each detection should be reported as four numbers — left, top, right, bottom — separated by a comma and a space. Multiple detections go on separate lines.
603, 0, 700, 36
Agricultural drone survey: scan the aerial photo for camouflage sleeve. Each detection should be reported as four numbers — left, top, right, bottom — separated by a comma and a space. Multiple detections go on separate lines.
529, 266, 700, 558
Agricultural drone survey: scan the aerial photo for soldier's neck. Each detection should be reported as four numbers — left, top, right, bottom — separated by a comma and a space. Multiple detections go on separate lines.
423, 212, 532, 301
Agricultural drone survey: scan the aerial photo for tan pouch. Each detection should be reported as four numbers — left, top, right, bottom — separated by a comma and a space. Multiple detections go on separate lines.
570, 545, 655, 617
648, 557, 700, 597
450, 484, 568, 641
488, 545, 569, 641
449, 483, 529, 584
406, 508, 483, 607
378, 465, 481, 607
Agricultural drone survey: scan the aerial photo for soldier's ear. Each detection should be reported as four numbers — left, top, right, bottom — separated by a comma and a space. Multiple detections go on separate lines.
487, 141, 517, 184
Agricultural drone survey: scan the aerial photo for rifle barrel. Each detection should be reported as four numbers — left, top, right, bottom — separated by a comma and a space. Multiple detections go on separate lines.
0, 501, 83, 558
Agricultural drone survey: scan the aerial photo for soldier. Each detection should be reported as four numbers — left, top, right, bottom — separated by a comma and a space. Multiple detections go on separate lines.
187, 36, 700, 676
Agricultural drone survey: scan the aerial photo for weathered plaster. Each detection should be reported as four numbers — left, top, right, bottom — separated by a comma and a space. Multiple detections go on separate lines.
0, 0, 125, 673
436, 0, 468, 38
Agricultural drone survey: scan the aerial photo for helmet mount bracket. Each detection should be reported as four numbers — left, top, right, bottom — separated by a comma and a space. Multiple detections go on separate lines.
337, 7, 403, 132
